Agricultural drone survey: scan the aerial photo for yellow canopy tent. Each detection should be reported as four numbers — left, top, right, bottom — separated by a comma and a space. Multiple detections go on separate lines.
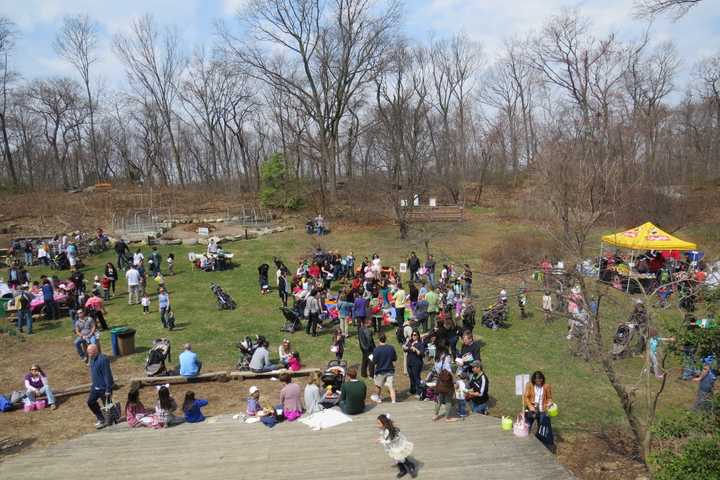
601, 222, 697, 251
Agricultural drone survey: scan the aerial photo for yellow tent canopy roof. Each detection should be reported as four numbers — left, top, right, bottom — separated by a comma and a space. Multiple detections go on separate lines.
601, 222, 697, 251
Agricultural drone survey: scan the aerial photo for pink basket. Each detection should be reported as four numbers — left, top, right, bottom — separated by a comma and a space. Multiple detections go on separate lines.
34, 400, 47, 410
23, 403, 35, 412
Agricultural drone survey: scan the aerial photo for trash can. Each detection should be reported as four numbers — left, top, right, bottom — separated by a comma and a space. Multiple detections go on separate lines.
110, 327, 126, 357
0, 298, 10, 318
117, 328, 136, 356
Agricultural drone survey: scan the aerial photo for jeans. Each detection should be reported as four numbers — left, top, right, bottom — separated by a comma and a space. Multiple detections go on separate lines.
24, 252, 32, 265
75, 335, 97, 358
457, 399, 467, 416
471, 401, 488, 414
103, 288, 110, 301
525, 410, 547, 433
128, 285, 140, 304
44, 299, 59, 320
447, 334, 458, 358
88, 388, 110, 422
408, 362, 423, 395
465, 282, 472, 298
410, 270, 418, 282
16, 309, 32, 334
306, 312, 319, 336
160, 307, 168, 327
427, 272, 435, 287
27, 385, 55, 405
251, 364, 278, 373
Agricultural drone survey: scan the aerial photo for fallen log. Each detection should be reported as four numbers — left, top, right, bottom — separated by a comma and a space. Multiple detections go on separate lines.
11, 381, 125, 407
130, 371, 230, 386
228, 367, 320, 381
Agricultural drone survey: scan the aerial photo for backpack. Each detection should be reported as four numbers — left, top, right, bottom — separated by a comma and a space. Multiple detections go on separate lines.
436, 370, 454, 395
0, 395, 14, 412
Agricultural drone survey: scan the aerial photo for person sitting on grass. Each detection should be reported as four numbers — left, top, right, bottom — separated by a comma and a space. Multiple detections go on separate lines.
339, 366, 367, 415
153, 386, 178, 428
24, 364, 57, 410
304, 372, 324, 415
246, 386, 262, 416
182, 391, 208, 423
278, 373, 304, 421
179, 343, 202, 378
125, 386, 148, 428
278, 339, 292, 367
287, 352, 302, 372
249, 339, 278, 373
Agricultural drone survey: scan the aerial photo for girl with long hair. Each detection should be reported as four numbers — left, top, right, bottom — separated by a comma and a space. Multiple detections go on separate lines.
376, 414, 417, 478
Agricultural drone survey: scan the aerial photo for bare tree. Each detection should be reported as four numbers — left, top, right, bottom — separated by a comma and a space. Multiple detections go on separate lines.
25, 78, 86, 188
114, 15, 187, 185
635, 0, 704, 19
0, 16, 18, 186
220, 0, 400, 204
55, 14, 102, 181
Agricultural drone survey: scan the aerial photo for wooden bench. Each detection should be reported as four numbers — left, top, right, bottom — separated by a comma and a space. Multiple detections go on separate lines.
405, 205, 464, 223
129, 368, 320, 386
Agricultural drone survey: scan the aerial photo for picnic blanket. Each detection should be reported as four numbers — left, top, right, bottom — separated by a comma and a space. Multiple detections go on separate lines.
299, 408, 352, 431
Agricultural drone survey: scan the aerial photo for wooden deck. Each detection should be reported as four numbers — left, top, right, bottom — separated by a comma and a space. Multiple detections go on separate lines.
0, 402, 573, 479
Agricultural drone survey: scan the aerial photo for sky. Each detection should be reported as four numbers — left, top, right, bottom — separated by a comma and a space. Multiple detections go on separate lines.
2, 0, 720, 94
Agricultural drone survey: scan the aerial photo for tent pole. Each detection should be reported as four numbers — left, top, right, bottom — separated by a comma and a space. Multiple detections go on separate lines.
627, 250, 635, 293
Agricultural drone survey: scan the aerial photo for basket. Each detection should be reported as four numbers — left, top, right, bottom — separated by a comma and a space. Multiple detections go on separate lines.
548, 403, 559, 417
501, 416, 513, 431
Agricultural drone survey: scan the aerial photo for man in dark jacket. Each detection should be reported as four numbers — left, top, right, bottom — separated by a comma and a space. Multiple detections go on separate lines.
358, 318, 375, 378
114, 239, 129, 269
42, 279, 58, 320
86, 344, 114, 428
407, 252, 421, 282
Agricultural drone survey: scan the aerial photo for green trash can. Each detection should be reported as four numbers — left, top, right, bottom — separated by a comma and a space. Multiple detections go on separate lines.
110, 327, 131, 356
117, 328, 136, 356
0, 297, 11, 319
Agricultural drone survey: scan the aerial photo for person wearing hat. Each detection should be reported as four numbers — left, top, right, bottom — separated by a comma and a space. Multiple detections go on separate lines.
692, 357, 717, 411
246, 386, 262, 416
466, 361, 489, 415
14, 283, 33, 334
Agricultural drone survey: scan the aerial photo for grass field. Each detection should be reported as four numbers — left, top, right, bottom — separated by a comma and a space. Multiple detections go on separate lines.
3, 208, 706, 440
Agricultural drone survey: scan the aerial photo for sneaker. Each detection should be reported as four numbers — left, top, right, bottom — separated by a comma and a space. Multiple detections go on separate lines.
371, 394, 381, 403
50, 404, 57, 411
94, 420, 106, 429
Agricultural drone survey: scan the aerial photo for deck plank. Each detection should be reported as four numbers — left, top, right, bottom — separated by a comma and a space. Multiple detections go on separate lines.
0, 402, 573, 479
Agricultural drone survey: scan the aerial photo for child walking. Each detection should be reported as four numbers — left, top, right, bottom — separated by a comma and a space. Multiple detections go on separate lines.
141, 294, 150, 314
376, 414, 417, 478
331, 328, 345, 361
455, 372, 468, 418
167, 253, 175, 276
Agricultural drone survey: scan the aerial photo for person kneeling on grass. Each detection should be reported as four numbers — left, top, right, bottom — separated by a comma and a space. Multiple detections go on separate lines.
183, 391, 208, 423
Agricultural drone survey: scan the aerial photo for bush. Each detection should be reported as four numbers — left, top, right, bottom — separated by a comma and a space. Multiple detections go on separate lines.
482, 232, 563, 271
259, 153, 304, 210
651, 435, 720, 480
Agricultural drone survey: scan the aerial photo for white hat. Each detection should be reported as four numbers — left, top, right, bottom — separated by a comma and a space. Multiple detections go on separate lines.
249, 385, 259, 395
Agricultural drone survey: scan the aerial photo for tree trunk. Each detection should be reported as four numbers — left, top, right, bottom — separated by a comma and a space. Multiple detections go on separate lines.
0, 112, 18, 186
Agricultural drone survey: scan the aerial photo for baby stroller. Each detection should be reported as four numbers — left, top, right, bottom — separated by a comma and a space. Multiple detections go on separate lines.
145, 338, 172, 376
611, 323, 641, 359
482, 302, 508, 330
280, 306, 302, 333
50, 252, 69, 270
236, 335, 265, 370
320, 360, 346, 408
210, 283, 237, 310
